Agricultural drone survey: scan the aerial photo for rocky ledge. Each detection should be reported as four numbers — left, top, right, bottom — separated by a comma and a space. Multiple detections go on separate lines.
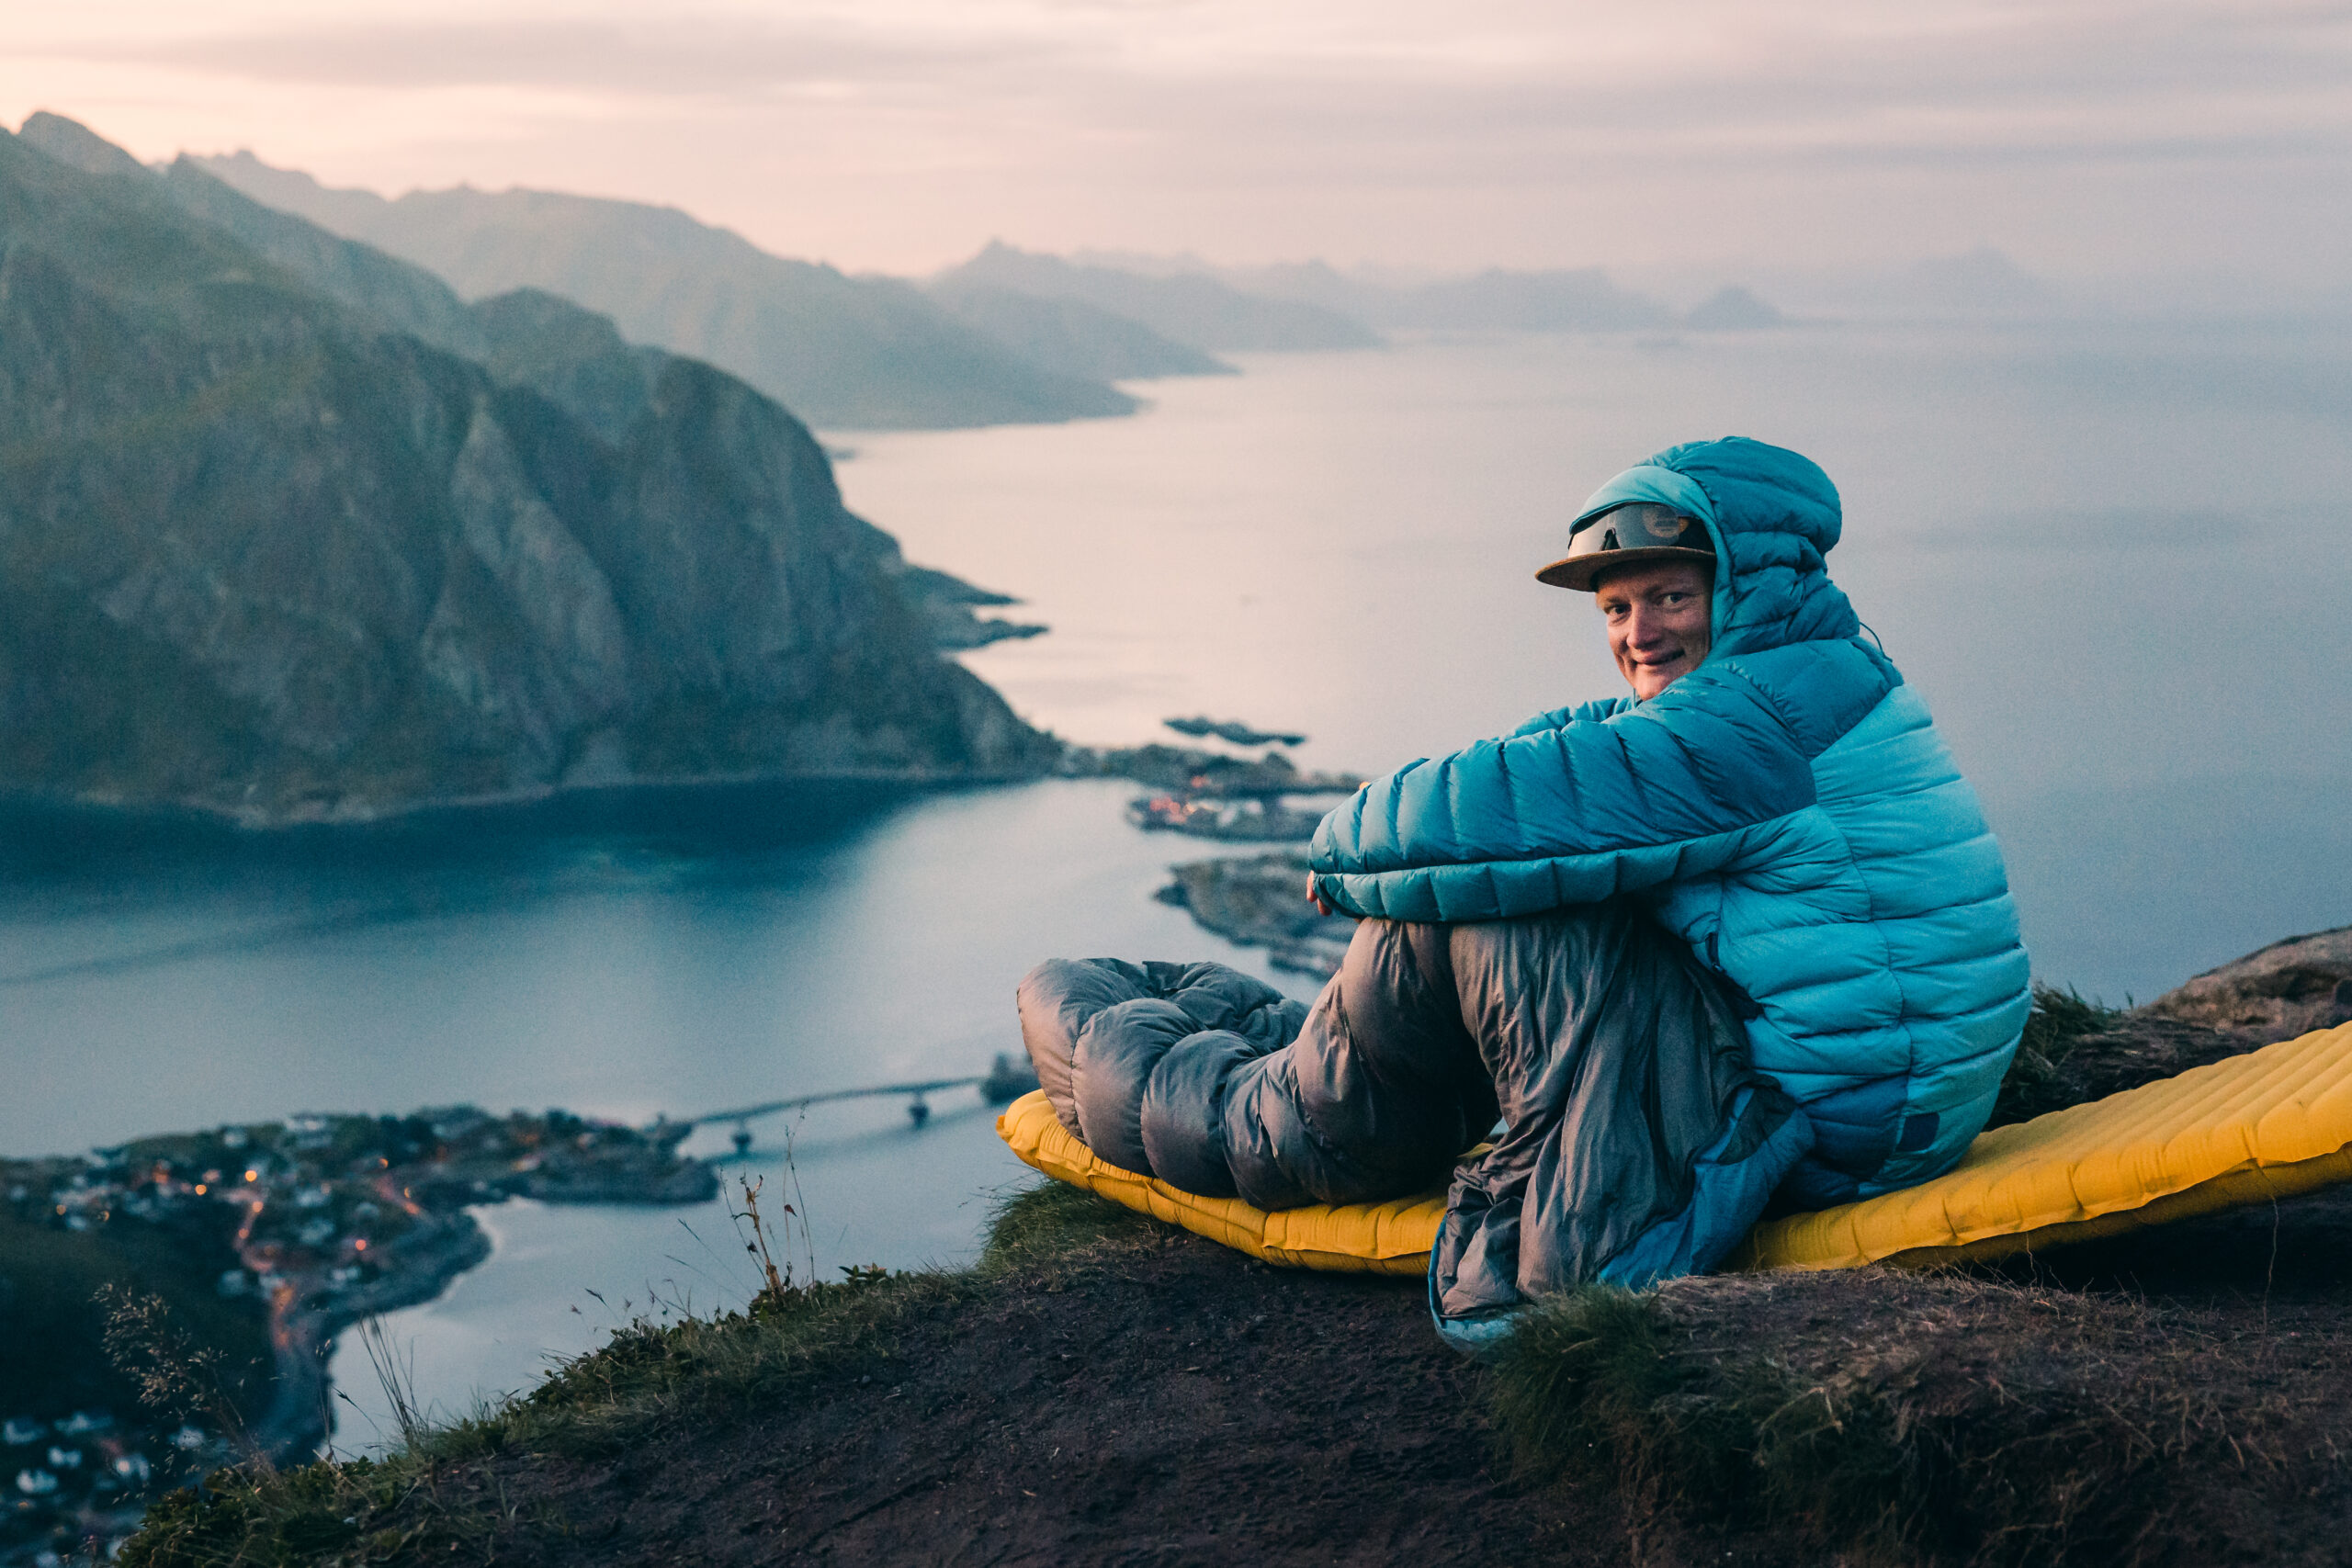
2140, 925, 2352, 1040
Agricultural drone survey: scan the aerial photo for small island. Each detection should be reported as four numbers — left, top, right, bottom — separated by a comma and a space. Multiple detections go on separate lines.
1156, 852, 1358, 978
1159, 716, 1307, 747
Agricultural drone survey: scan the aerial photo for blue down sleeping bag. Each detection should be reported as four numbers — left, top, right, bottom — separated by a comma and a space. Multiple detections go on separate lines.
1307, 437, 2031, 1206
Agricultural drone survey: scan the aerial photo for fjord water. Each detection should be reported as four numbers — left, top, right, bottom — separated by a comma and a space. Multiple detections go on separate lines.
5, 321, 2348, 1440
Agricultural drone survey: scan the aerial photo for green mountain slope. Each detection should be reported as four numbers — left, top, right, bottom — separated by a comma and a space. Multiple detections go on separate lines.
191, 152, 1137, 431
18, 115, 490, 360
0, 121, 1055, 821
90, 128, 1050, 655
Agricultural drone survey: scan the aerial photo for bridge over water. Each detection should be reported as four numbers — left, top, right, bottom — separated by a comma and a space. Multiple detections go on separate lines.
677, 1055, 1038, 1154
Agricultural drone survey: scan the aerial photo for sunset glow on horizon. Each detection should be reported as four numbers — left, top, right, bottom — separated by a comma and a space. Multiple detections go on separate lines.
5, 0, 2348, 288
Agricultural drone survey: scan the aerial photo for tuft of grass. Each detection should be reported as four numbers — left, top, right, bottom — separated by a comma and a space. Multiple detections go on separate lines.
1485, 1277, 2201, 1566
1485, 1287, 1868, 1539
350, 1316, 429, 1458
1488, 1285, 1922, 1556
978, 1179, 1159, 1275
1991, 982, 2124, 1126
119, 1460, 375, 1568
1486, 1284, 1682, 1472
730, 1172, 812, 1314
98, 1285, 254, 1458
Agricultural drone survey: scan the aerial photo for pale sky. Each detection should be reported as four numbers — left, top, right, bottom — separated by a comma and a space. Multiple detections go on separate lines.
7, 0, 2350, 284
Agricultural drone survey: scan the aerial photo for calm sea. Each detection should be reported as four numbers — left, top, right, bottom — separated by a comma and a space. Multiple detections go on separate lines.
4, 322, 2346, 1442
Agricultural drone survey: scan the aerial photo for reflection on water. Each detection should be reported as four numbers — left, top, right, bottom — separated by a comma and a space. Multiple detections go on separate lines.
0, 780, 922, 995
0, 778, 1310, 1160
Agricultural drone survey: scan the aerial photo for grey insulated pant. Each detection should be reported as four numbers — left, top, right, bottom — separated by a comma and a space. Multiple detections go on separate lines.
1017, 903, 1811, 1342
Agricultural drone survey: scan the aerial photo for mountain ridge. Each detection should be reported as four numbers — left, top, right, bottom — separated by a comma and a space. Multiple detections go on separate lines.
191, 152, 1140, 432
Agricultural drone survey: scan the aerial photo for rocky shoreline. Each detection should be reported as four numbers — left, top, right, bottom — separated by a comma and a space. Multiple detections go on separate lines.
1075, 735, 1364, 974
10, 729, 1350, 834
251, 1209, 493, 1460
232, 1108, 720, 1458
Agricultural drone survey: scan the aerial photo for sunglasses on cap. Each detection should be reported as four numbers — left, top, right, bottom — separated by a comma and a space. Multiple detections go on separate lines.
1534, 503, 1716, 592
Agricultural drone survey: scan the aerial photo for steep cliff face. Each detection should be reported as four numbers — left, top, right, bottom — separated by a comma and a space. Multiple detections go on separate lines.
0, 124, 1054, 820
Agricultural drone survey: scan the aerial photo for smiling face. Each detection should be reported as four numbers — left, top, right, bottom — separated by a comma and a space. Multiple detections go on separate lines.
1596, 559, 1714, 699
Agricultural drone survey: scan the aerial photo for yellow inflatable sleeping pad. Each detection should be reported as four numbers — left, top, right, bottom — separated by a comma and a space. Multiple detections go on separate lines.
996, 1091, 1441, 1275
996, 1021, 2352, 1274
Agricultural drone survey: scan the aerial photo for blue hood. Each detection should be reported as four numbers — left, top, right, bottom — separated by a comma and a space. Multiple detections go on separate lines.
1573, 436, 1860, 662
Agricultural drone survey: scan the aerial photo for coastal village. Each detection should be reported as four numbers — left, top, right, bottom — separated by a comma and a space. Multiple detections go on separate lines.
1, 1108, 716, 1565
1064, 728, 1363, 845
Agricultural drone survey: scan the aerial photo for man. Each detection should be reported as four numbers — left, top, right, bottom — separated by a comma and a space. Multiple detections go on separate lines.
1020, 437, 2028, 1350
1306, 437, 2029, 1210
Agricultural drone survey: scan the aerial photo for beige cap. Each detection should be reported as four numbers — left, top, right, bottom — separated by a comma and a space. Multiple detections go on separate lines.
1535, 502, 1715, 592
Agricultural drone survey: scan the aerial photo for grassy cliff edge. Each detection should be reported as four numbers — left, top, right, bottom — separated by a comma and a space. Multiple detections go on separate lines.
113, 1164, 2352, 1568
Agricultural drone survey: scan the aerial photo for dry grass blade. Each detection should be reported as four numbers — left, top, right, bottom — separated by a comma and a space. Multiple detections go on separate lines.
353, 1315, 430, 1456
96, 1284, 269, 1476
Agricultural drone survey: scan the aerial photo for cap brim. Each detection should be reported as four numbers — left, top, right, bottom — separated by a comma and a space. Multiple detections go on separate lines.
1534, 546, 1717, 592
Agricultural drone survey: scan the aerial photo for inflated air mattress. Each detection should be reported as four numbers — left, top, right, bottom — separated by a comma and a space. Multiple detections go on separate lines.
999, 1021, 2352, 1274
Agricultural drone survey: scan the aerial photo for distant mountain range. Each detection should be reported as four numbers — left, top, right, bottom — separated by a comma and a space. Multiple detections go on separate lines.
192, 152, 1148, 432
1683, 286, 1785, 331
191, 152, 1808, 423
1902, 248, 2058, 312
1, 113, 1056, 821
1212, 258, 1681, 333
964, 245, 1796, 335
932, 243, 1385, 352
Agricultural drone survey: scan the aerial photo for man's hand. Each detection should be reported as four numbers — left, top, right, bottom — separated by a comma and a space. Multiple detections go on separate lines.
1304, 873, 1335, 918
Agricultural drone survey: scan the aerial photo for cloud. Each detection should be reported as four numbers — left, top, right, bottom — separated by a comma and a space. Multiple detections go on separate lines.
12, 0, 2351, 275
37, 18, 1040, 97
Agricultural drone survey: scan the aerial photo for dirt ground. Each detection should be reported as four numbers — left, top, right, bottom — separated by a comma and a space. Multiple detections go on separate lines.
368, 1224, 1809, 1568
342, 1174, 2352, 1568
